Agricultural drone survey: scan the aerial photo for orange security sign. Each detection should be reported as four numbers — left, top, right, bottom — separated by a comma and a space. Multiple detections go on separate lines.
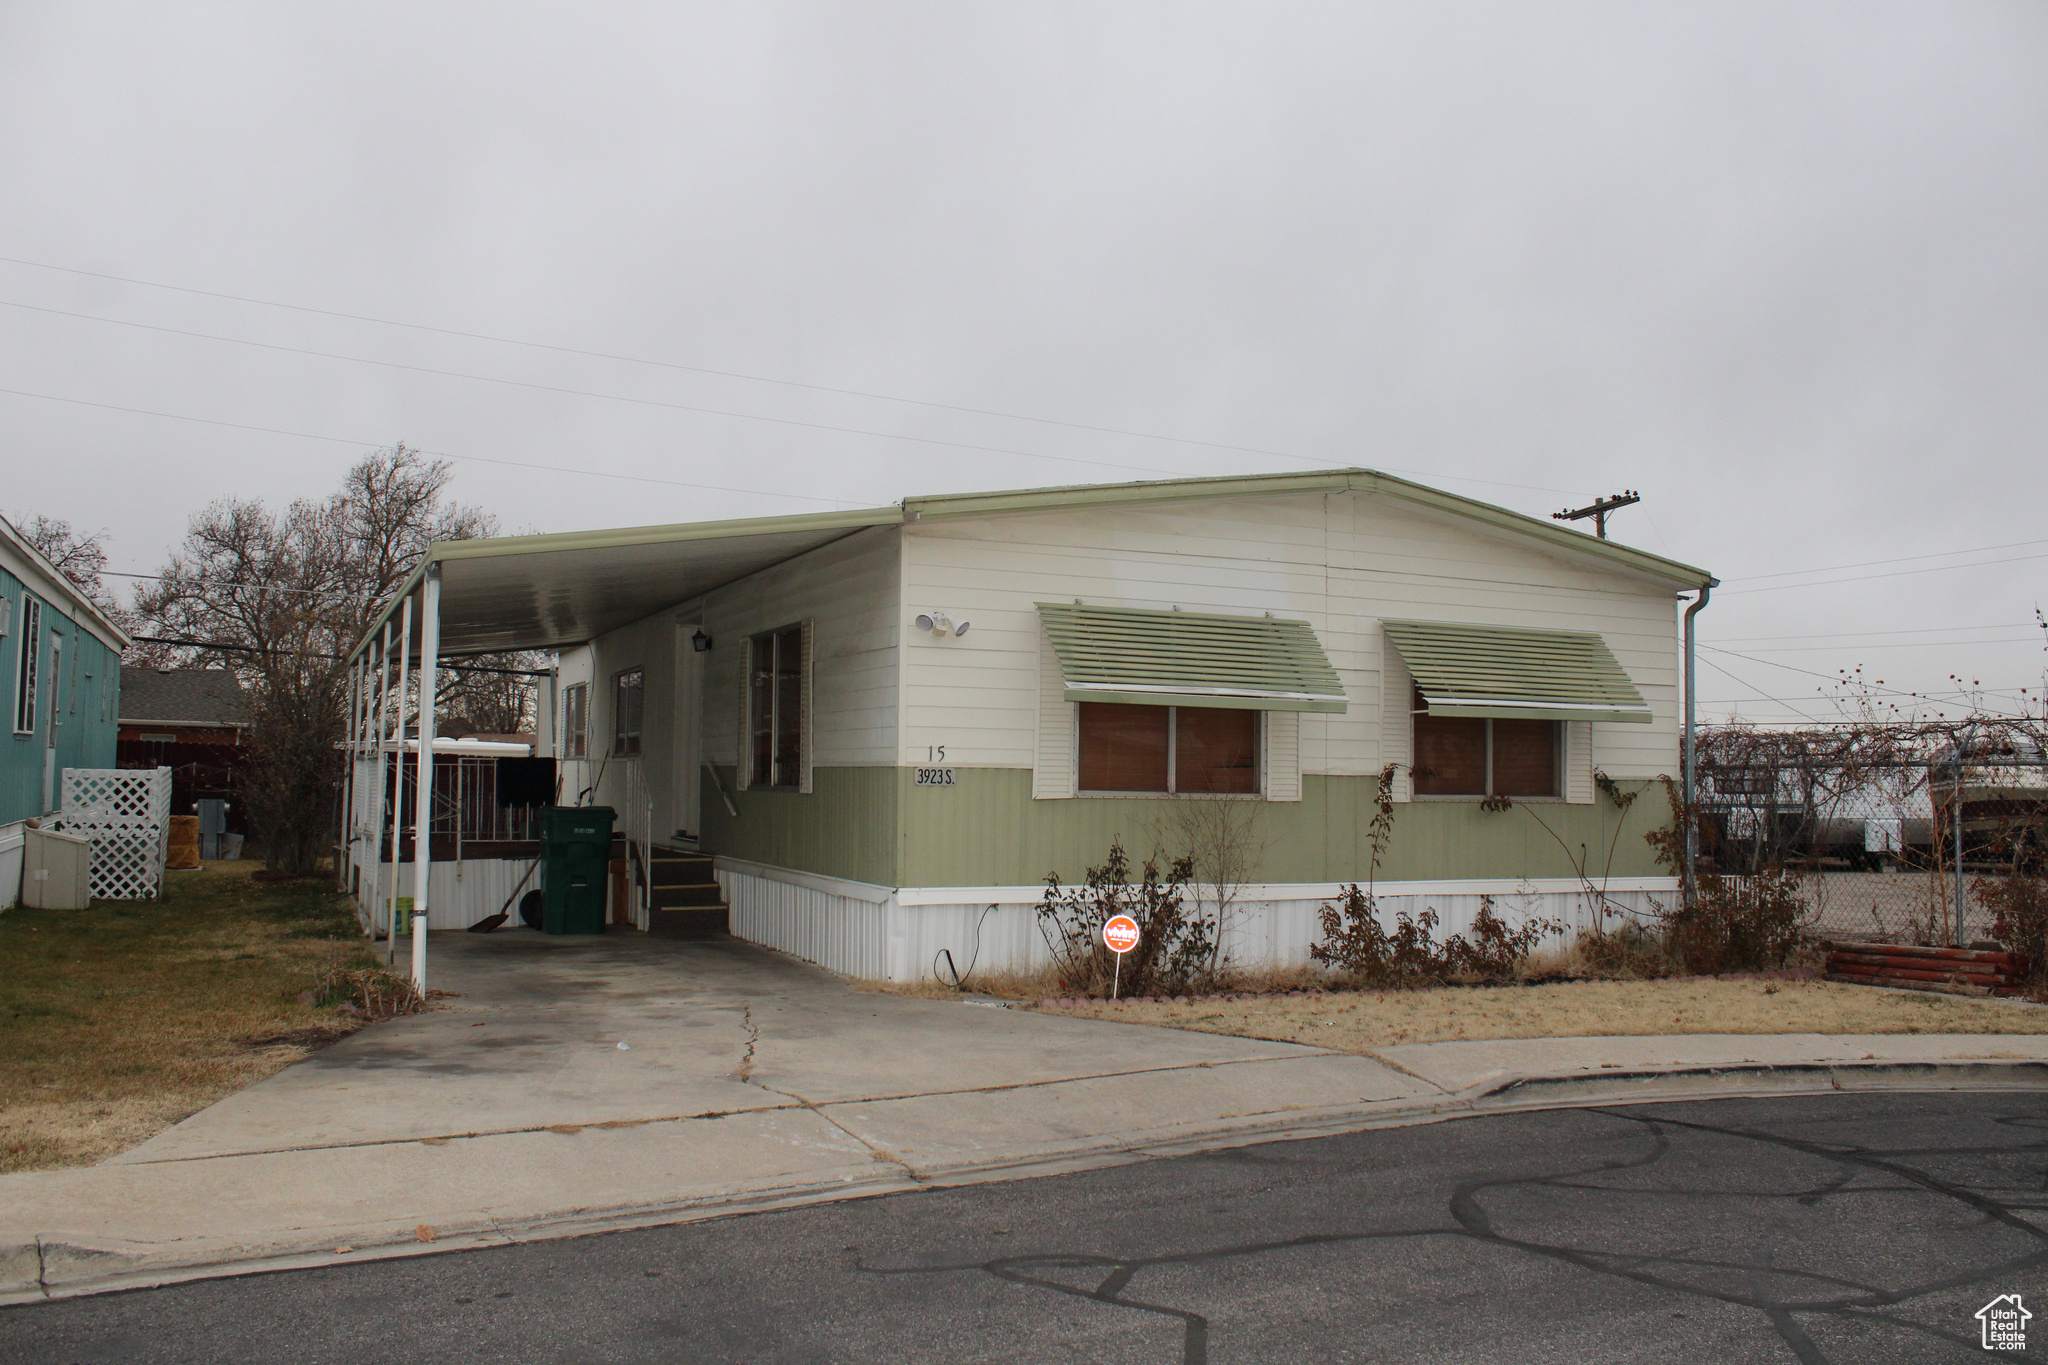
1102, 915, 1140, 955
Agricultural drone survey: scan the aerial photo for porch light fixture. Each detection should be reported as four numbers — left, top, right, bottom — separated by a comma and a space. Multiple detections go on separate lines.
914, 612, 969, 638
690, 629, 713, 652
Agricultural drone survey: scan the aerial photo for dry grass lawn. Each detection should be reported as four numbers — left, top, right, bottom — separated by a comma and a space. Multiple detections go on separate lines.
0, 862, 378, 1173
1035, 978, 2048, 1053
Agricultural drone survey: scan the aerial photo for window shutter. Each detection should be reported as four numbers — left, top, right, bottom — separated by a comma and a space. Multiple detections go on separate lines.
1264, 709, 1301, 801
1564, 720, 1595, 803
1033, 623, 1076, 798
799, 619, 815, 794
1379, 635, 1414, 802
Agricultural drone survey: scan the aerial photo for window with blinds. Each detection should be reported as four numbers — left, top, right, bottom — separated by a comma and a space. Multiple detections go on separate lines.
613, 668, 644, 757
1412, 689, 1559, 798
748, 625, 805, 789
1077, 702, 1260, 795
561, 682, 589, 759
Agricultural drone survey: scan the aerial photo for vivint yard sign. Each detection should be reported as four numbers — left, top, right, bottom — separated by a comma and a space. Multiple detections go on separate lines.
1102, 914, 1139, 999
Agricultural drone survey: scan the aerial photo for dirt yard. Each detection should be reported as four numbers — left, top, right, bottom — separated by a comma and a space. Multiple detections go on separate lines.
1033, 978, 2048, 1053
0, 863, 378, 1172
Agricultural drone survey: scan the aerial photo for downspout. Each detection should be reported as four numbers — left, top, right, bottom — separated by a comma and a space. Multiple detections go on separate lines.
1681, 578, 1718, 901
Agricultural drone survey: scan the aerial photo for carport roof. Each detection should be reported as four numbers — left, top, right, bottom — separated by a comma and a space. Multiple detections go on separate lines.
351, 468, 1712, 660
362, 506, 903, 657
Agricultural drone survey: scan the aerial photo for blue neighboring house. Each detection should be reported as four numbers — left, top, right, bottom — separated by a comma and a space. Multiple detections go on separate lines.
2, 515, 130, 908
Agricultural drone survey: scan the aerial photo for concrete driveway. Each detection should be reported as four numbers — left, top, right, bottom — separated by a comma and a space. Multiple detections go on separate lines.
9, 930, 2047, 1303
3, 930, 1426, 1300
115, 929, 1418, 1166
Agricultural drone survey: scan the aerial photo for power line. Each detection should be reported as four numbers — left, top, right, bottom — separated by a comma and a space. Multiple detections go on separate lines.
0, 387, 853, 507
0, 254, 1581, 498
1695, 655, 1828, 724
1722, 536, 2048, 583
0, 298, 1216, 485
103, 569, 331, 598
1697, 644, 2032, 719
130, 636, 548, 676
1699, 637, 2038, 653
1719, 550, 2048, 595
1709, 622, 2041, 644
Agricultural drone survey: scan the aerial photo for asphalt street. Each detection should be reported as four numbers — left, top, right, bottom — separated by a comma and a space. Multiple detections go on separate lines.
6, 1090, 2045, 1364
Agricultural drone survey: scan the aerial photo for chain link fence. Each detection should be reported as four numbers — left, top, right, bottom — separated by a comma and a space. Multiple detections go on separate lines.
1696, 728, 2046, 946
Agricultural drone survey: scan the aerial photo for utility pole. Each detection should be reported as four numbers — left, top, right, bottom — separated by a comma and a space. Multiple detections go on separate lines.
1553, 490, 1640, 540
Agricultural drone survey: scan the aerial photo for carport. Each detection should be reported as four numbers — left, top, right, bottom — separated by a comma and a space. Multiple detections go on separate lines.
341, 505, 901, 986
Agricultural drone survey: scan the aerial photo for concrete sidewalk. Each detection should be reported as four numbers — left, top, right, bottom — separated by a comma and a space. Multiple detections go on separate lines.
5, 931, 2047, 1304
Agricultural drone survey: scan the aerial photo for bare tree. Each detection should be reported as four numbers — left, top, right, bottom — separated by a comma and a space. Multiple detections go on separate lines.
134, 445, 522, 873
9, 512, 138, 632
1156, 795, 1268, 975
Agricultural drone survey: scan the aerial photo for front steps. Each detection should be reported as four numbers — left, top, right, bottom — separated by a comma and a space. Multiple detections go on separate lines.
647, 851, 729, 937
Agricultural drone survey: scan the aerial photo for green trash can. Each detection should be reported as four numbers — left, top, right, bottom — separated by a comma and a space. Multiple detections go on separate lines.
539, 805, 615, 935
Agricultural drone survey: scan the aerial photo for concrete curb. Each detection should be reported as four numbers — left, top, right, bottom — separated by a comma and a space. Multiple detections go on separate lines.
5, 1056, 2043, 1308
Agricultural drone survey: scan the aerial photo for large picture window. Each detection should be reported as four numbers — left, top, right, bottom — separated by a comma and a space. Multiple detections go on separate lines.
1413, 698, 1559, 798
561, 682, 589, 759
613, 668, 644, 757
13, 598, 40, 735
748, 625, 805, 789
1077, 702, 1260, 795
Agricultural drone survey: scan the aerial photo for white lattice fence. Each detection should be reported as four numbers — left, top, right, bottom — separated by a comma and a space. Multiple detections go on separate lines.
60, 767, 173, 901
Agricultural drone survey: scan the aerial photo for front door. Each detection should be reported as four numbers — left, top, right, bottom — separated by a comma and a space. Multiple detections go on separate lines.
672, 622, 704, 842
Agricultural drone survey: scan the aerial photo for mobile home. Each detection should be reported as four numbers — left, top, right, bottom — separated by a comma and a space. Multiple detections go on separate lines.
344, 469, 1711, 982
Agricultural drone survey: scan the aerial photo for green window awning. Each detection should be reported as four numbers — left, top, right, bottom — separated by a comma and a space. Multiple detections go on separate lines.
1037, 603, 1348, 713
1382, 619, 1652, 724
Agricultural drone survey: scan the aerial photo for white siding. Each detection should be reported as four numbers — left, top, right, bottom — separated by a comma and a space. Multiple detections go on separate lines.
581, 525, 900, 829
697, 525, 900, 772
901, 489, 1685, 790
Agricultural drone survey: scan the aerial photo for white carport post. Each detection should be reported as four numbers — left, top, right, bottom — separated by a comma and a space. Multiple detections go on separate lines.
410, 566, 442, 989
362, 622, 392, 937
340, 652, 363, 892
384, 596, 412, 964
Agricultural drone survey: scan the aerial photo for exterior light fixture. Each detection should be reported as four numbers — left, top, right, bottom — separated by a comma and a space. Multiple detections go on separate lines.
913, 612, 970, 638
690, 630, 713, 652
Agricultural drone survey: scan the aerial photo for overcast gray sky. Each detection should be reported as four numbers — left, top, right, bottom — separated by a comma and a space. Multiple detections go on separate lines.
3, 2, 2043, 724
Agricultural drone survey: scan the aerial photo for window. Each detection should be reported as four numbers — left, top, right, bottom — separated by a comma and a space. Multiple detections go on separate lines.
13, 598, 39, 735
612, 668, 644, 757
561, 682, 589, 759
748, 625, 805, 789
1077, 703, 1260, 794
1412, 695, 1558, 798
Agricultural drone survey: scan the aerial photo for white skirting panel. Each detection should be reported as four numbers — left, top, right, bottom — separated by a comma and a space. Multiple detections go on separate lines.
352, 857, 539, 931
718, 857, 894, 981
713, 858, 1680, 983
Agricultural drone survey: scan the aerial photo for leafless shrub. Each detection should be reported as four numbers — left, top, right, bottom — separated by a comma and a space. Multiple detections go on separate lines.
1981, 871, 2048, 989
311, 963, 424, 1020
1155, 795, 1268, 975
1311, 891, 1563, 987
1574, 923, 1677, 979
1659, 866, 1813, 974
1039, 840, 1216, 997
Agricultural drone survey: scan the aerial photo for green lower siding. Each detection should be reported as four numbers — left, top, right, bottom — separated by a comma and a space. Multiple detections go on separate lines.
699, 765, 899, 886
700, 764, 1672, 890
